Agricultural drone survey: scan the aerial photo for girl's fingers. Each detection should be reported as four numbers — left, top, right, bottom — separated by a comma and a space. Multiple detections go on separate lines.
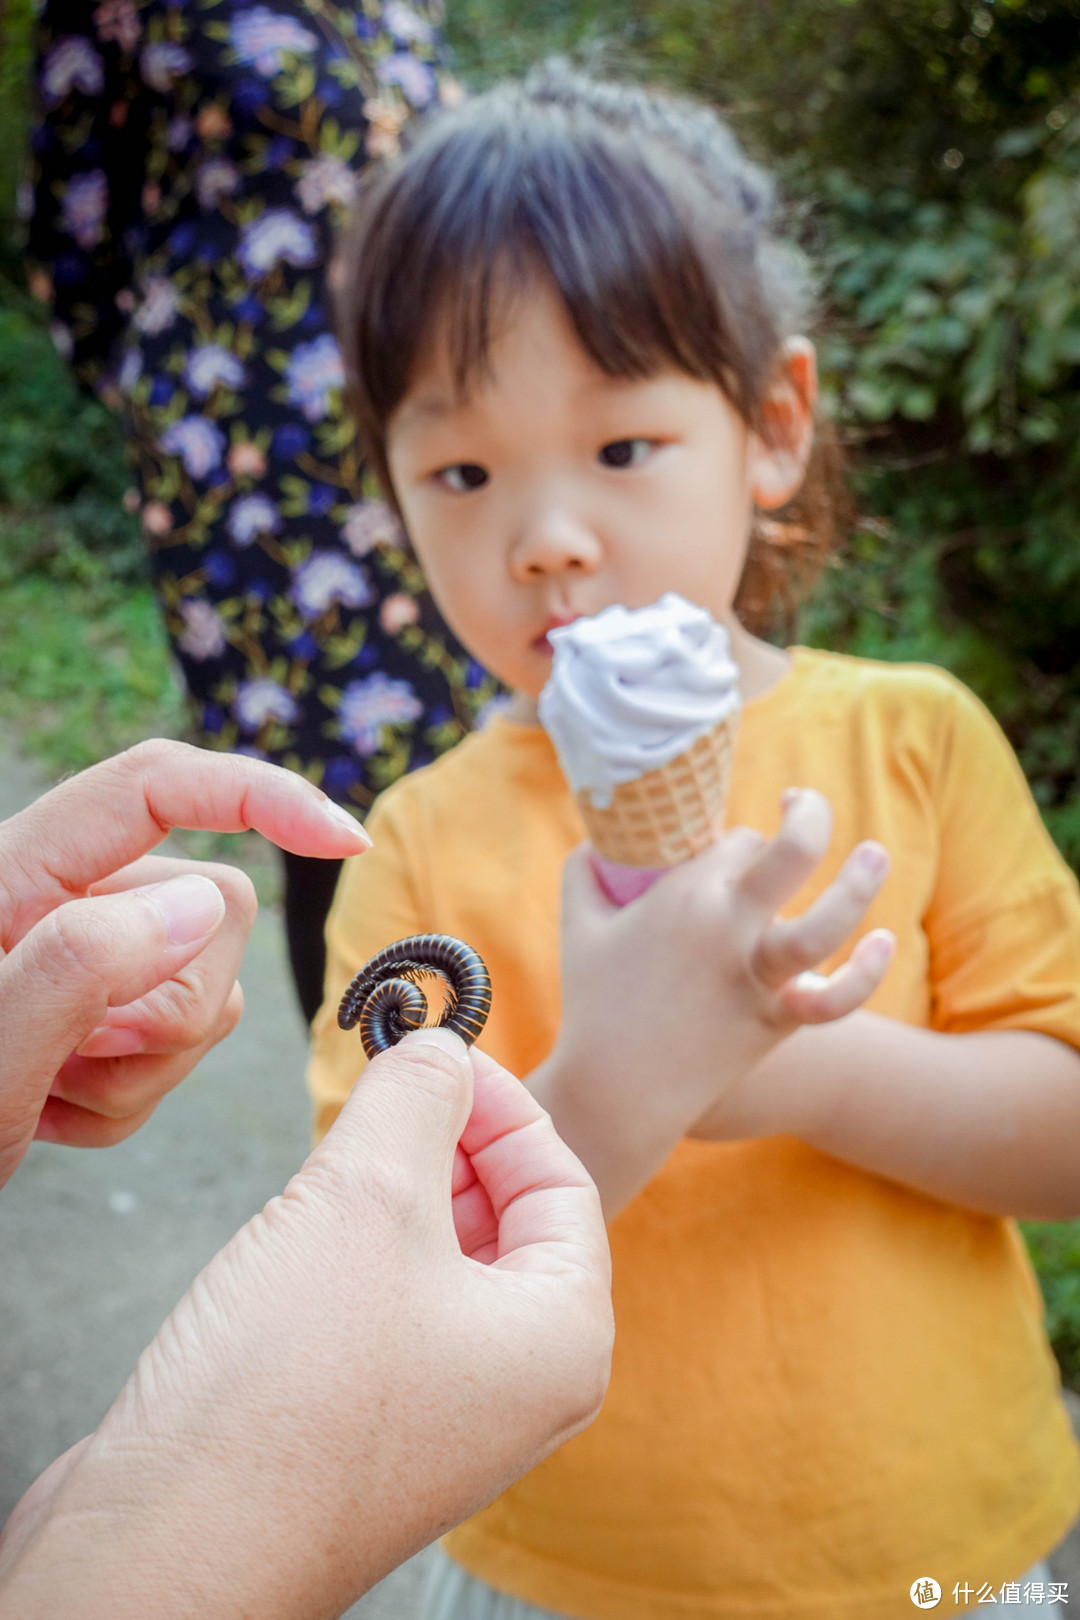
776, 930, 895, 1026
697, 825, 768, 885
560, 844, 616, 941
752, 841, 890, 988
736, 789, 833, 914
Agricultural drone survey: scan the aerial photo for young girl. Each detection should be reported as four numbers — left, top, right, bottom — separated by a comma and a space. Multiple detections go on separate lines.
308, 65, 1080, 1618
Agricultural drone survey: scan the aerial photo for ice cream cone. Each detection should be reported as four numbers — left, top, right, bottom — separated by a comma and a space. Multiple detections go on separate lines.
538, 595, 742, 903
577, 710, 738, 871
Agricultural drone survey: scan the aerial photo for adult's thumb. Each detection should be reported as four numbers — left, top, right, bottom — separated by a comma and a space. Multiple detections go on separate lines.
318, 1027, 474, 1229
0, 876, 225, 1185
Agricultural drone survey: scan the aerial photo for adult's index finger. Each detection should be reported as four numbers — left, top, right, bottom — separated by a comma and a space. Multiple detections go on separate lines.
0, 740, 369, 946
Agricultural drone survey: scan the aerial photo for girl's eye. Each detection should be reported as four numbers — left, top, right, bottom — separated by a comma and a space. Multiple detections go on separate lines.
437, 463, 489, 493
598, 438, 653, 470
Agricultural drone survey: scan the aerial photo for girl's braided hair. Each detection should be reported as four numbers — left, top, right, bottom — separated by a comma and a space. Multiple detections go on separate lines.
337, 61, 846, 635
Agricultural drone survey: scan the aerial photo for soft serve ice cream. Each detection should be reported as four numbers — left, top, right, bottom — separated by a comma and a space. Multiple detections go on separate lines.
539, 594, 740, 808
539, 595, 741, 901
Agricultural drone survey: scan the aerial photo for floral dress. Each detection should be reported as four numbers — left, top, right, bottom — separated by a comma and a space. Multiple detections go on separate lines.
26, 0, 503, 811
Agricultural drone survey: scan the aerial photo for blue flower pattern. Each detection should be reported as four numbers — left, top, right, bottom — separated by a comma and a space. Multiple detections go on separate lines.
27, 0, 502, 808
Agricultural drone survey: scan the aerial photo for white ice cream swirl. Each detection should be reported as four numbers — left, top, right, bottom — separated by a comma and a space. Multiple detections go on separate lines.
538, 594, 741, 809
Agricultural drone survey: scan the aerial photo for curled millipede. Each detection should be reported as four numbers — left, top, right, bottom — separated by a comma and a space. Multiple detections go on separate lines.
337, 934, 492, 1060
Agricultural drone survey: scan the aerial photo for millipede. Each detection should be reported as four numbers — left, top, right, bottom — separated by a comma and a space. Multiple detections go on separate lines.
337, 934, 492, 1060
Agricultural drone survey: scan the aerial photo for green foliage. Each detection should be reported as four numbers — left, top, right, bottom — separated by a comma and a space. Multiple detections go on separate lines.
0, 304, 141, 551
1023, 1223, 1080, 1391
0, 300, 182, 768
805, 105, 1080, 869
0, 0, 34, 274
449, 0, 1080, 186
0, 541, 184, 773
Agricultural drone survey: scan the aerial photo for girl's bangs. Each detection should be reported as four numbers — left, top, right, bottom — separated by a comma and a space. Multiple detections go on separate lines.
363, 109, 760, 419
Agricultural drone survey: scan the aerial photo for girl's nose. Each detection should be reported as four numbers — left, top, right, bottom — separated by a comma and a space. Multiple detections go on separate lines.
509, 508, 603, 582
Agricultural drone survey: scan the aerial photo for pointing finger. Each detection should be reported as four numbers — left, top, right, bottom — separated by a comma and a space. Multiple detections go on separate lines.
0, 740, 370, 946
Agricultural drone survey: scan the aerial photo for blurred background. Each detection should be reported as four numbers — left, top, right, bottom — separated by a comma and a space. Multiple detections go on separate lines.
1, 0, 1079, 1593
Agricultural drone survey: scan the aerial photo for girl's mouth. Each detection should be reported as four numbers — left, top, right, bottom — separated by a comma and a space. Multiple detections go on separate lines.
532, 614, 581, 655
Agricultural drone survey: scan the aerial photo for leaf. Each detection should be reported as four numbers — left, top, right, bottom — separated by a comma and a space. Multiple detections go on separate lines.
847, 376, 901, 422
994, 126, 1046, 159
899, 384, 938, 420
961, 312, 1010, 418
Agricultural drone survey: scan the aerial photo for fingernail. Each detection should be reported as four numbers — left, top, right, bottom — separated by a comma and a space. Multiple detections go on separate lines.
321, 800, 373, 849
855, 843, 888, 877
141, 874, 225, 945
398, 1026, 469, 1059
867, 929, 895, 959
77, 1025, 144, 1059
781, 787, 804, 808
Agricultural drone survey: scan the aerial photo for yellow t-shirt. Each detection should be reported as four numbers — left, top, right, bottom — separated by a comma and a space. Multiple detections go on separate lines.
308, 649, 1080, 1620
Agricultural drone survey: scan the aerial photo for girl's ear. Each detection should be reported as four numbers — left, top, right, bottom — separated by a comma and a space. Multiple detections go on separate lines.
747, 338, 817, 511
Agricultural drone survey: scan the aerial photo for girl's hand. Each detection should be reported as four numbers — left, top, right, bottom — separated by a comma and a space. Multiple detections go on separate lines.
532, 788, 893, 1216
733, 787, 895, 1029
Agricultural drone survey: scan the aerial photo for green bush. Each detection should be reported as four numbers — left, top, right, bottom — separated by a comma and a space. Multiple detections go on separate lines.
0, 0, 33, 278
1023, 1223, 1080, 1391
0, 300, 182, 769
0, 303, 143, 557
807, 103, 1080, 867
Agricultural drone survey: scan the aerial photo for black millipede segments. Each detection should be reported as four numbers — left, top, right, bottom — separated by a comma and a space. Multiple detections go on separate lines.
337, 934, 492, 1061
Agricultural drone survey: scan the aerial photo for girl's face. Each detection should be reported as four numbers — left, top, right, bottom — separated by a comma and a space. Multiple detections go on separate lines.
386, 279, 816, 698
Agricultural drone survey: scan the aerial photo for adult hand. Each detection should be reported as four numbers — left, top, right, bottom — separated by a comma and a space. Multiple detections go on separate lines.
0, 1030, 613, 1619
533, 788, 894, 1216
0, 739, 370, 1185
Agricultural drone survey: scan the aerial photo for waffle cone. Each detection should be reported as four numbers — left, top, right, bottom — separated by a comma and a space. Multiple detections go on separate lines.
576, 712, 737, 869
